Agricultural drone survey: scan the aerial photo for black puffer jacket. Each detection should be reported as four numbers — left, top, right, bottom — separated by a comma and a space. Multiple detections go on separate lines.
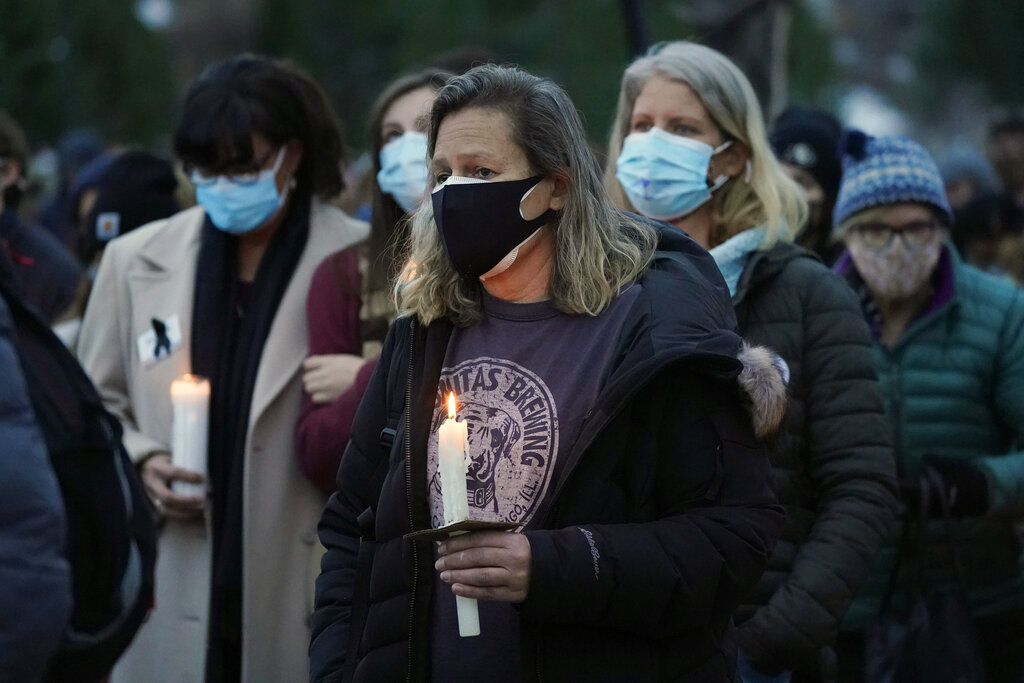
730, 242, 897, 678
310, 226, 787, 683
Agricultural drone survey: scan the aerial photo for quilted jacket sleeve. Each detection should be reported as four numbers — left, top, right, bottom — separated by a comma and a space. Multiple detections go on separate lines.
519, 371, 785, 639
736, 266, 898, 673
0, 292, 72, 681
977, 285, 1024, 513
309, 319, 401, 682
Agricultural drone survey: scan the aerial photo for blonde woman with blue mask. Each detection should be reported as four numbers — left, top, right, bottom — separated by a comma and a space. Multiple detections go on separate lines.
606, 41, 898, 682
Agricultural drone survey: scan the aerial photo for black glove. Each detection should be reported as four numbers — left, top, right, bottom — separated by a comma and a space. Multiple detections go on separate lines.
898, 457, 989, 518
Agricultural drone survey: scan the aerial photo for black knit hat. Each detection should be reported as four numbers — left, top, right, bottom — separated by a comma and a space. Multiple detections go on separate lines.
83, 150, 179, 260
769, 106, 843, 201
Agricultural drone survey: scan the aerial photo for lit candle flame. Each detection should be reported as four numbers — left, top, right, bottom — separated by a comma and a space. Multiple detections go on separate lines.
447, 391, 456, 419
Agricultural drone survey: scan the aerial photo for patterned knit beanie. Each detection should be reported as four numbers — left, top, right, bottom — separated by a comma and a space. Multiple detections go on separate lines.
833, 131, 953, 229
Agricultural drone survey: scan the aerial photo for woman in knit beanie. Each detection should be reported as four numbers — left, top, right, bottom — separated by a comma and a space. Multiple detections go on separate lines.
833, 131, 1024, 682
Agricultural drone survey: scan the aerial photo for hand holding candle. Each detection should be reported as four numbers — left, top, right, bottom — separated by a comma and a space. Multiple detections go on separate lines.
435, 530, 532, 603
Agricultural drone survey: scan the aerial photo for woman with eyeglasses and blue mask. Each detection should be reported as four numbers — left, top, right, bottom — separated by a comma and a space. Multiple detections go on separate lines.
76, 54, 368, 682
831, 132, 1024, 682
296, 69, 451, 494
605, 41, 898, 683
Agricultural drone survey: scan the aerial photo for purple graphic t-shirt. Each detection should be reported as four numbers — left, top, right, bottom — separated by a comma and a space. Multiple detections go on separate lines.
429, 285, 640, 683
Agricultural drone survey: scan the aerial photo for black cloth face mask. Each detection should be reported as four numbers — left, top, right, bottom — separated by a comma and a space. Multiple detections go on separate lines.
431, 175, 556, 279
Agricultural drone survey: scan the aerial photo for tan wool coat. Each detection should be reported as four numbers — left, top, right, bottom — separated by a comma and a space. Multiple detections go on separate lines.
77, 201, 367, 682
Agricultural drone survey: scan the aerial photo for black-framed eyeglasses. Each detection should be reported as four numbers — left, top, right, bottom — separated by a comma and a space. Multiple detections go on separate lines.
852, 219, 939, 250
186, 146, 280, 187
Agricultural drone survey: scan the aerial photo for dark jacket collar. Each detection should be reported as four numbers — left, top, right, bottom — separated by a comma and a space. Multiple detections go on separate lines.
581, 219, 744, 428
733, 241, 819, 307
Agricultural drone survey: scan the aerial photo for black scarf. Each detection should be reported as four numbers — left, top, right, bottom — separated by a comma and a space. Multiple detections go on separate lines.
190, 194, 310, 682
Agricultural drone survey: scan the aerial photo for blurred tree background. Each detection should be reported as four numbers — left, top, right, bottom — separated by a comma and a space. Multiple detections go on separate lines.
1, 0, 1022, 157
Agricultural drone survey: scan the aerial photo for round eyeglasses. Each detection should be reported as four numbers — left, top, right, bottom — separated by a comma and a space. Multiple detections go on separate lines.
852, 219, 938, 250
187, 146, 283, 187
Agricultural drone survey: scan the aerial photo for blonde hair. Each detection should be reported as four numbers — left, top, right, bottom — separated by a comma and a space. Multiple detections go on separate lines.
604, 41, 807, 249
397, 64, 657, 327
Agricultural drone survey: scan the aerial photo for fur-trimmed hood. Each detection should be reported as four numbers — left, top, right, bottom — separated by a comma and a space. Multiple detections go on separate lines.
590, 216, 788, 442
737, 343, 789, 439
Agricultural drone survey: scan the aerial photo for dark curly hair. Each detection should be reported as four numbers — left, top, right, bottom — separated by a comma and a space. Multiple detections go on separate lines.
173, 54, 345, 200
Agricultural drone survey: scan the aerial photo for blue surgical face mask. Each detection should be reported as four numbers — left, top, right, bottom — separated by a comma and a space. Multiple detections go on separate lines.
615, 127, 732, 220
195, 147, 288, 234
377, 131, 429, 213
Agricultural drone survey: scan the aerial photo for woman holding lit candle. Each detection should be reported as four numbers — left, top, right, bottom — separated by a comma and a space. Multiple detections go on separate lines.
76, 55, 367, 682
312, 64, 788, 683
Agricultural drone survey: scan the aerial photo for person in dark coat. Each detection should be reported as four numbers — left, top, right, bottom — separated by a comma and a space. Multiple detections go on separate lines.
53, 150, 181, 349
604, 41, 898, 682
0, 111, 84, 323
0, 251, 73, 682
35, 129, 104, 247
769, 107, 845, 265
310, 64, 787, 683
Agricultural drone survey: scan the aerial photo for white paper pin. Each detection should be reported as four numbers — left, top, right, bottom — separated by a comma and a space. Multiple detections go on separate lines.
137, 314, 183, 366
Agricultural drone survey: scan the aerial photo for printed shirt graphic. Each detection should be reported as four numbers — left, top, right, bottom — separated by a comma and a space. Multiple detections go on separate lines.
427, 358, 558, 529
427, 286, 641, 683
425, 287, 640, 530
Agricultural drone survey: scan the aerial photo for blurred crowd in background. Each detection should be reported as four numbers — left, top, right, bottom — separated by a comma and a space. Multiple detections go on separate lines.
2, 2, 1024, 683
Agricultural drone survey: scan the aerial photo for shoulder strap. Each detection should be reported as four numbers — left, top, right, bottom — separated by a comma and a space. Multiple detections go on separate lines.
341, 319, 416, 683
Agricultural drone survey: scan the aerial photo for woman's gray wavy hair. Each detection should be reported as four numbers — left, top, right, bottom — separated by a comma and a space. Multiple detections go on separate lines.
396, 64, 657, 327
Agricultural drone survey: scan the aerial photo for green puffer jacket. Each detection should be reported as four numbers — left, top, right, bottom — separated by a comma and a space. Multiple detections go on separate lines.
840, 245, 1024, 631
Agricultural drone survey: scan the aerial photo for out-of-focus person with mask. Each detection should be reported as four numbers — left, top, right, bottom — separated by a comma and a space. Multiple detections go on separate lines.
0, 110, 84, 324
296, 68, 451, 492
769, 106, 844, 264
605, 41, 898, 683
311, 63, 787, 683
832, 131, 1024, 682
77, 54, 367, 682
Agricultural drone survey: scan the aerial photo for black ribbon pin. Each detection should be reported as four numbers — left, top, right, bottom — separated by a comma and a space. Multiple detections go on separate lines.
152, 318, 172, 360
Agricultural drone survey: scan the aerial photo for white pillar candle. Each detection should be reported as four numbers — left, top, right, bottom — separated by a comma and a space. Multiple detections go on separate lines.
170, 374, 210, 498
437, 392, 479, 637
438, 392, 470, 525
